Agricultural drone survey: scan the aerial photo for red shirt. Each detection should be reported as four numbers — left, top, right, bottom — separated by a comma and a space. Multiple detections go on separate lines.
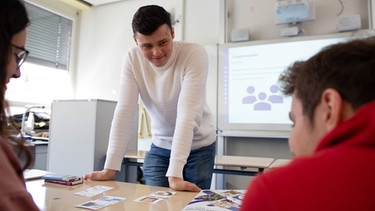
241, 100, 375, 211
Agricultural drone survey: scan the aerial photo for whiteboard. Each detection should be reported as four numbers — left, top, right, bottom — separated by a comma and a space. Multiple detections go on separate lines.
370, 0, 375, 29
216, 32, 356, 138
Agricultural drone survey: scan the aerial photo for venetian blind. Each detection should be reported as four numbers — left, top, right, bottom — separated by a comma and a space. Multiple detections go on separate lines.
25, 2, 73, 70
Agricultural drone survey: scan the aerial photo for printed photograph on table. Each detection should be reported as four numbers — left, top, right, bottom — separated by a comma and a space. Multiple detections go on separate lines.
134, 196, 163, 205
182, 190, 245, 211
149, 191, 176, 198
76, 196, 125, 210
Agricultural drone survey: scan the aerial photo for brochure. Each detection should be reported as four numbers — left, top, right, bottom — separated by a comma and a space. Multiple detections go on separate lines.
182, 190, 245, 211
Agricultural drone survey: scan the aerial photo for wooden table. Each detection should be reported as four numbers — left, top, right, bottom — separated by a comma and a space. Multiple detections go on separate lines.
26, 179, 197, 211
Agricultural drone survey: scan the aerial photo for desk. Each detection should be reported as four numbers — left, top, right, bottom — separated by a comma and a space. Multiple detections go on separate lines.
122, 151, 275, 181
214, 155, 275, 176
27, 179, 197, 211
120, 150, 148, 182
268, 158, 291, 168
124, 150, 148, 160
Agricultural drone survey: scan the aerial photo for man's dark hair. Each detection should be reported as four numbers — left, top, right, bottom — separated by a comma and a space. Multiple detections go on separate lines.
132, 5, 172, 35
279, 37, 375, 121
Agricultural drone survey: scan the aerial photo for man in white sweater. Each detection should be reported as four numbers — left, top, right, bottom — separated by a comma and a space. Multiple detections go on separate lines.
84, 5, 216, 192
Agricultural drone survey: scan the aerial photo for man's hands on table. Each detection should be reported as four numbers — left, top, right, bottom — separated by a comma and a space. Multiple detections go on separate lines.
168, 176, 201, 192
83, 169, 117, 181
83, 170, 201, 192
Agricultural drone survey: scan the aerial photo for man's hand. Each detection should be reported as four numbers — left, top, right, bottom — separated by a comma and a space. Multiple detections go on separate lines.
168, 176, 201, 192
83, 169, 117, 181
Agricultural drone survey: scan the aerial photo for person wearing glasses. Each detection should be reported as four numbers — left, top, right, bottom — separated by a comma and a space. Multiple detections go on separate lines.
0, 0, 38, 210
11, 45, 29, 70
84, 5, 216, 192
241, 37, 375, 210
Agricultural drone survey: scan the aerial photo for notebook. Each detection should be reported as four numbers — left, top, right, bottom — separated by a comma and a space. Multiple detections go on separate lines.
23, 169, 50, 180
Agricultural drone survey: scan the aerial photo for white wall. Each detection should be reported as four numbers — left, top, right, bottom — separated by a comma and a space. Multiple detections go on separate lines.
224, 0, 368, 41
183, 0, 222, 44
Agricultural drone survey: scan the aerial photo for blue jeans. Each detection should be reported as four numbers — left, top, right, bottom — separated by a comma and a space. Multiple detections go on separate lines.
143, 142, 216, 189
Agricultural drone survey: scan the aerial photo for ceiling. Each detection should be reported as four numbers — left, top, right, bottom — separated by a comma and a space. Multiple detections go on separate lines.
83, 0, 124, 6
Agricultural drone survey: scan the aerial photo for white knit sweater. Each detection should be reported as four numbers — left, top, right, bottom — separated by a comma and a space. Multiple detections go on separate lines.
104, 41, 216, 178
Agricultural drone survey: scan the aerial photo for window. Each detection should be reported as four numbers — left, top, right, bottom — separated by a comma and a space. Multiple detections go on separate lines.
25, 2, 73, 70
6, 1, 77, 107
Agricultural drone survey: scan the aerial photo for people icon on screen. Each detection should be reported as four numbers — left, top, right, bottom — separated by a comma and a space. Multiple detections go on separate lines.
254, 92, 271, 110
242, 84, 283, 111
242, 86, 257, 104
268, 85, 283, 103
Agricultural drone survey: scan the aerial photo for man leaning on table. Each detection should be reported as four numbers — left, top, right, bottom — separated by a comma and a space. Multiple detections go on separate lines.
241, 37, 375, 210
83, 5, 216, 192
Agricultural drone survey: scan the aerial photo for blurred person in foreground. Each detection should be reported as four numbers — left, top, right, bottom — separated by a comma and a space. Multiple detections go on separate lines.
241, 37, 375, 211
0, 0, 39, 210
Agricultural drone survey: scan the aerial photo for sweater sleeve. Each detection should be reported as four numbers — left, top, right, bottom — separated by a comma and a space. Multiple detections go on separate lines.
166, 44, 210, 178
104, 51, 139, 171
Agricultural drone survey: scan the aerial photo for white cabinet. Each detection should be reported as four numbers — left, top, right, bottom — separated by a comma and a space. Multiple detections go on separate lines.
47, 99, 137, 176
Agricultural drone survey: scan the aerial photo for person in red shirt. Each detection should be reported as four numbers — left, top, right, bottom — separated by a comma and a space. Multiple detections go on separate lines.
0, 0, 39, 210
241, 36, 375, 211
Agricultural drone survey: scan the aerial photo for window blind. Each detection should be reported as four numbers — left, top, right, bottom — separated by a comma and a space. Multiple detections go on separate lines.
25, 2, 73, 70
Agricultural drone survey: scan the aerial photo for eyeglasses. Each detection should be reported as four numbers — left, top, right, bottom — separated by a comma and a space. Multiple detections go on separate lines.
11, 44, 29, 68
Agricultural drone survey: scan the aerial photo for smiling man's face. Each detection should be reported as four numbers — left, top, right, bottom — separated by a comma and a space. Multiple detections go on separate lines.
134, 24, 174, 67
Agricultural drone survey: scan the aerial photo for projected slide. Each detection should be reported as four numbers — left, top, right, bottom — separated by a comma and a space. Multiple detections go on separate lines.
218, 33, 354, 137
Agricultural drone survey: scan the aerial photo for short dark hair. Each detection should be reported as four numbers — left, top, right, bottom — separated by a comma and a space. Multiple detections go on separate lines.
132, 5, 172, 35
279, 37, 375, 121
